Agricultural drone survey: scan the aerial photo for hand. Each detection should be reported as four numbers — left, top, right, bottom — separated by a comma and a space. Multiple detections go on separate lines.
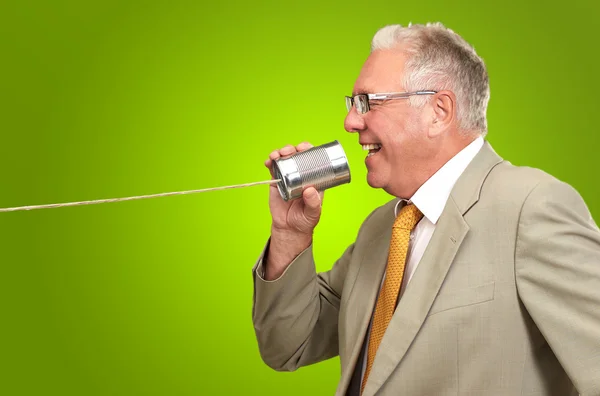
264, 142, 325, 237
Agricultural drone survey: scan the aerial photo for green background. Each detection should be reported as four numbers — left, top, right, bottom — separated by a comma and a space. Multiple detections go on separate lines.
1, 0, 598, 395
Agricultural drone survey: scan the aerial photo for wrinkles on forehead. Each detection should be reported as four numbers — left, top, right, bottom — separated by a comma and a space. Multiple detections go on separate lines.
352, 75, 394, 96
352, 49, 407, 96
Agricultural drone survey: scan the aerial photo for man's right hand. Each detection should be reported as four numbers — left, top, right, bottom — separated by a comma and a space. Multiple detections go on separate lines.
263, 142, 324, 280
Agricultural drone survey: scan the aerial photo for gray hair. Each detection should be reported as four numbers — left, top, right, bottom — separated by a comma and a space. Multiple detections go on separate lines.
371, 23, 490, 136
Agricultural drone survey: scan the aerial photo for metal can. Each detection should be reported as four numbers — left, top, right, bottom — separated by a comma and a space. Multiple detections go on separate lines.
272, 140, 351, 201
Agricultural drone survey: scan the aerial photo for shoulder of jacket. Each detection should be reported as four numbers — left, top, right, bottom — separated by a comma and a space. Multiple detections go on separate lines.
484, 161, 568, 199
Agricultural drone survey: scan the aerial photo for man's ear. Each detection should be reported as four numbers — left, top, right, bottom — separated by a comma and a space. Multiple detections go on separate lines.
428, 90, 456, 138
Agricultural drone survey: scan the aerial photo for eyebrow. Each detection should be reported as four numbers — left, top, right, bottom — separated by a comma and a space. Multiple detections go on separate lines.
351, 89, 371, 96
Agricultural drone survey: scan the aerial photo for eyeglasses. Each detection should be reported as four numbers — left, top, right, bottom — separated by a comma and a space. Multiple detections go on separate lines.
345, 91, 437, 114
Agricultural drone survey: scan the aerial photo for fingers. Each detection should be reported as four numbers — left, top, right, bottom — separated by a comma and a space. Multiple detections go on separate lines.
264, 149, 279, 170
296, 142, 313, 152
302, 187, 322, 221
264, 142, 313, 169
279, 144, 296, 157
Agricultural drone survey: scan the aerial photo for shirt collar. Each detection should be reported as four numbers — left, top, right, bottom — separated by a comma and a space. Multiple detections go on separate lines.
395, 136, 484, 224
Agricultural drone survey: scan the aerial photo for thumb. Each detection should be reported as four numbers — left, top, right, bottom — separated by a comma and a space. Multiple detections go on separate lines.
302, 187, 322, 220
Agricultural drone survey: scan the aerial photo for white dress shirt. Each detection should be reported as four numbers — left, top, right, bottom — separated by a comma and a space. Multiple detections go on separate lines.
359, 136, 484, 382
396, 136, 484, 298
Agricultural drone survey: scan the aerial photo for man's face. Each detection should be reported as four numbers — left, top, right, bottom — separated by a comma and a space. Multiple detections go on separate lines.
344, 49, 433, 197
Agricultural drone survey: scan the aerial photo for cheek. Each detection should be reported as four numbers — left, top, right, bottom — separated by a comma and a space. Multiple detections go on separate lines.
371, 109, 425, 147
387, 120, 426, 159
385, 109, 418, 133
404, 111, 427, 136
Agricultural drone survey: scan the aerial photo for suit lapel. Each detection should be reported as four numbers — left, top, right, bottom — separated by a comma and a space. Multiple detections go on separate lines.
361, 141, 504, 395
337, 205, 395, 395
362, 198, 469, 396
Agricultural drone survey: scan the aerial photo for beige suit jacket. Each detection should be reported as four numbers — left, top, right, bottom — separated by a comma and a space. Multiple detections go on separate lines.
252, 142, 600, 395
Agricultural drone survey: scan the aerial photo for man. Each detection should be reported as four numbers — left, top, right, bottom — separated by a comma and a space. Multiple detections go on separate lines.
252, 22, 600, 396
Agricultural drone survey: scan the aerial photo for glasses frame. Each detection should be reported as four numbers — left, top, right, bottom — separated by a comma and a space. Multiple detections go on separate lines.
345, 91, 437, 114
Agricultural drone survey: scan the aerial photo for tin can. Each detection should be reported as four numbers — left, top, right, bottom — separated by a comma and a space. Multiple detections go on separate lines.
272, 140, 351, 201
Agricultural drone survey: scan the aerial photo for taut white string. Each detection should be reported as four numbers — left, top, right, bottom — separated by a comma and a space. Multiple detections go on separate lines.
0, 179, 281, 213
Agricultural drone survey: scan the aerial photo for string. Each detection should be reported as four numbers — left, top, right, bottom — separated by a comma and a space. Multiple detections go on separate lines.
0, 179, 281, 213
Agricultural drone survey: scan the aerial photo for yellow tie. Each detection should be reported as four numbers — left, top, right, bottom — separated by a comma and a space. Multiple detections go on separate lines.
361, 203, 423, 393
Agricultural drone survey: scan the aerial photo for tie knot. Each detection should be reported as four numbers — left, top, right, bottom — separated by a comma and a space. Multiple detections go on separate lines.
393, 203, 423, 230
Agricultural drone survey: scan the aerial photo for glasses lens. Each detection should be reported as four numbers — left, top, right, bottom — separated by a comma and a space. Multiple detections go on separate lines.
356, 95, 368, 114
345, 96, 353, 112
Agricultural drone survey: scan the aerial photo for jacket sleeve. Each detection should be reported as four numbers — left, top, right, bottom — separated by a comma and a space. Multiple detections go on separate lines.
515, 178, 600, 395
251, 238, 354, 372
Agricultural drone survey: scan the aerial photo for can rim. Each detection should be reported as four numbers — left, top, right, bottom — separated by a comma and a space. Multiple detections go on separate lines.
271, 160, 290, 201
331, 140, 351, 183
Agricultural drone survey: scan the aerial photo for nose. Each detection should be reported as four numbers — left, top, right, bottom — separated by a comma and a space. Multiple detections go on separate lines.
344, 106, 366, 133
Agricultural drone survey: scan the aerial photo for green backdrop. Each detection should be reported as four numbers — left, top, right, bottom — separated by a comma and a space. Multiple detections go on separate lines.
1, 1, 598, 395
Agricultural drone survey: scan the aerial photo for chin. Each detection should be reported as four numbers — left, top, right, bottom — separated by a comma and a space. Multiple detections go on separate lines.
366, 172, 385, 189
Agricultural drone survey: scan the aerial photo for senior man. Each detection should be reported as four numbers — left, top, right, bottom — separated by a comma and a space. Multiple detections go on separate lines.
252, 22, 600, 396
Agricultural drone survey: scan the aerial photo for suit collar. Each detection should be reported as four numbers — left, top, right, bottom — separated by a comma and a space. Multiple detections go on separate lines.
406, 136, 484, 224
450, 140, 504, 215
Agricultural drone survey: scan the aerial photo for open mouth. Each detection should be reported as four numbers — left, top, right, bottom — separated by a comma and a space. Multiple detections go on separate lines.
362, 143, 382, 157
